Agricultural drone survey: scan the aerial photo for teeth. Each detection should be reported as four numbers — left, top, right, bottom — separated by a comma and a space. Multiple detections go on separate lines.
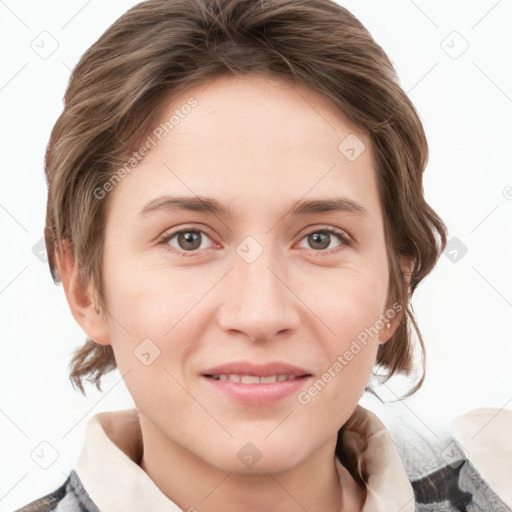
210, 374, 300, 383
240, 375, 260, 384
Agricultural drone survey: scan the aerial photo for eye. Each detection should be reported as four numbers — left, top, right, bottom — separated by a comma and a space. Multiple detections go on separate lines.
158, 225, 352, 257
160, 228, 215, 256
297, 226, 352, 254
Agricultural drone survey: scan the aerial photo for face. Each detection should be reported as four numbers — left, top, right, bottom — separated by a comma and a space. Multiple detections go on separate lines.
98, 74, 395, 473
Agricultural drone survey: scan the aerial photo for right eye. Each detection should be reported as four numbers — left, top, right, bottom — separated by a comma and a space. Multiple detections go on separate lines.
159, 228, 217, 256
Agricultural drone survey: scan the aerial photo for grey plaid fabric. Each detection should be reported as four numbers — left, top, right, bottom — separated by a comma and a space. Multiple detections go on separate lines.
411, 459, 510, 511
15, 459, 510, 512
380, 404, 511, 512
14, 471, 99, 512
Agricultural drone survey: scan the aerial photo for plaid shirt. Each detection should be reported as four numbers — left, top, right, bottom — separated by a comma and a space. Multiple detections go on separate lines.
14, 461, 511, 512
14, 405, 511, 512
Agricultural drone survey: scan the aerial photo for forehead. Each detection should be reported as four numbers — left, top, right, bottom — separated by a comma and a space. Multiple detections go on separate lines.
107, 73, 380, 223
153, 73, 370, 164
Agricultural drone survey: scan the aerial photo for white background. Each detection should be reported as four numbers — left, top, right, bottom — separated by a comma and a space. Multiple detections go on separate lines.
1, 0, 511, 510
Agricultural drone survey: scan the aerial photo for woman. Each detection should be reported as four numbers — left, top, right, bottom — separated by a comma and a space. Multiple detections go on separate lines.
16, 0, 510, 510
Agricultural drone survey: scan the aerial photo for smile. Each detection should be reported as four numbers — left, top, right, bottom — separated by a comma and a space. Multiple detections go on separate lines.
208, 374, 301, 383
200, 362, 312, 404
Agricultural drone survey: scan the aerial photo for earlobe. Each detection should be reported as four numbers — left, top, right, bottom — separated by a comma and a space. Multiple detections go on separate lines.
377, 319, 395, 344
55, 240, 111, 346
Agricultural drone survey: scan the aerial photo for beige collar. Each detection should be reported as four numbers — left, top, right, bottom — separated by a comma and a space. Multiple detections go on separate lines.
75, 405, 414, 512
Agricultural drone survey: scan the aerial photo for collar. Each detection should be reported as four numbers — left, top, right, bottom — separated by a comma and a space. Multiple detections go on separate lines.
74, 405, 414, 512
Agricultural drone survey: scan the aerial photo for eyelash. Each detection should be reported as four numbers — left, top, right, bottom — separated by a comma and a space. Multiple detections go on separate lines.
158, 225, 353, 258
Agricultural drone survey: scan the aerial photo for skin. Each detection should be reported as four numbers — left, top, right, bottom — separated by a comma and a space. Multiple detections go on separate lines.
59, 74, 410, 512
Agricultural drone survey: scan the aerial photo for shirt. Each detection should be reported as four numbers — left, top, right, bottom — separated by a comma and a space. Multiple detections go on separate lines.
14, 404, 511, 512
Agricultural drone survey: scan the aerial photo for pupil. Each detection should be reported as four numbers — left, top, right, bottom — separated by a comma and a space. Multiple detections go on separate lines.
309, 232, 330, 250
178, 231, 201, 250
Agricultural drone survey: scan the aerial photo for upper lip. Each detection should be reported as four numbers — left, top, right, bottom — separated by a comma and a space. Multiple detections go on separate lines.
202, 361, 311, 377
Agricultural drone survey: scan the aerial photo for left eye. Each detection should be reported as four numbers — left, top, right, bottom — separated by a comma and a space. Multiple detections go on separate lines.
297, 228, 347, 252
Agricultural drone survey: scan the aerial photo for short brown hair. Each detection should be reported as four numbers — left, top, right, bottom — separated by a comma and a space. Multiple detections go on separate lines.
44, 0, 447, 395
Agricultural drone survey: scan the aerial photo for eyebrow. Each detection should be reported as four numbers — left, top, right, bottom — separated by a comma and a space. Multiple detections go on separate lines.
138, 195, 367, 217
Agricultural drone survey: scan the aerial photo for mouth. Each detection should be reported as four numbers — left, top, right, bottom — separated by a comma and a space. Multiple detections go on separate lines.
204, 373, 307, 383
200, 361, 312, 404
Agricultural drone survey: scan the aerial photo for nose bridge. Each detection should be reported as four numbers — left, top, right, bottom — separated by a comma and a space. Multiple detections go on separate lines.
217, 244, 299, 341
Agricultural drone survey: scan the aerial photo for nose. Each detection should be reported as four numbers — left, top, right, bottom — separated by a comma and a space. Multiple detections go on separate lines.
217, 249, 300, 343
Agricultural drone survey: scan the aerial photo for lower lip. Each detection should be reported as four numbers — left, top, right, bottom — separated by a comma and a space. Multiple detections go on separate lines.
201, 376, 311, 404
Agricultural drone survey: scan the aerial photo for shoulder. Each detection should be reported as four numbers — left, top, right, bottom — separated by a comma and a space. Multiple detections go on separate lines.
14, 471, 99, 512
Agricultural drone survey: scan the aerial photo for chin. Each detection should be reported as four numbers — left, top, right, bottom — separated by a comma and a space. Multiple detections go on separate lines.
199, 435, 311, 474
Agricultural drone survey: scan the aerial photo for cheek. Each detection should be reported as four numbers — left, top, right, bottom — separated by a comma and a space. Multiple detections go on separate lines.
298, 285, 382, 421
102, 261, 214, 387
103, 257, 208, 335
307, 268, 389, 342
301, 270, 387, 396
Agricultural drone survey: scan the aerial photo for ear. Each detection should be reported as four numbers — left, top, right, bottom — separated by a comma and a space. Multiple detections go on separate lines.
399, 254, 414, 290
55, 240, 111, 346
378, 255, 414, 343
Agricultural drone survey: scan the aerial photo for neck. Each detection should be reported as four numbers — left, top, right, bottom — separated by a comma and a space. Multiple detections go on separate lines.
138, 413, 366, 512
